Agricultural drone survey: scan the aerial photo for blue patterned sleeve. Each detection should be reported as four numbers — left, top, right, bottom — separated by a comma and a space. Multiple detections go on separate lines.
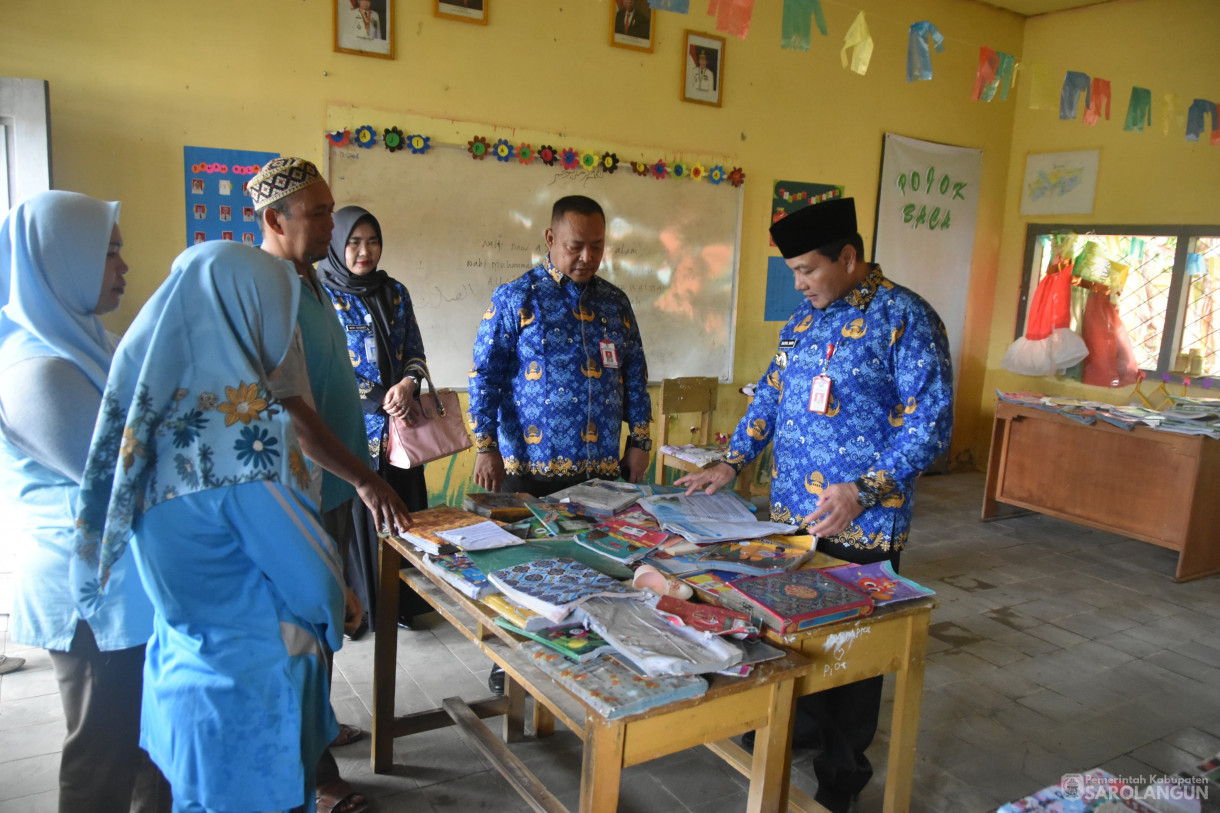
467, 287, 517, 451
398, 285, 428, 381
862, 303, 954, 495
722, 332, 788, 472
619, 299, 652, 441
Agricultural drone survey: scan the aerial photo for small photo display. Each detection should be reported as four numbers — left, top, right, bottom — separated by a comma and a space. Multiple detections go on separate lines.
191, 179, 205, 194
242, 207, 255, 222
218, 180, 233, 196
218, 206, 232, 222
242, 232, 256, 246
221, 231, 234, 241
193, 204, 207, 220
682, 30, 725, 107
193, 231, 206, 245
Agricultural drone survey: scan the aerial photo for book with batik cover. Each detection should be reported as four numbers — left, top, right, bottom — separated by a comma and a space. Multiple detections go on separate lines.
574, 520, 671, 564
462, 492, 537, 521
421, 551, 497, 600
728, 569, 873, 634
527, 501, 601, 536
494, 618, 615, 663
487, 557, 638, 622
522, 643, 707, 719
400, 506, 491, 555
480, 593, 560, 632
822, 561, 935, 606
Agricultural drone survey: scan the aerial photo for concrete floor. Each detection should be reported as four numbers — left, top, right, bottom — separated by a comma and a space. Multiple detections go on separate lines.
2, 471, 1219, 812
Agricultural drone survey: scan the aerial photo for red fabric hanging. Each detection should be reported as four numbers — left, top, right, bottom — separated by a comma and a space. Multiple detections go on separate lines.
1081, 291, 1139, 387
1024, 258, 1074, 341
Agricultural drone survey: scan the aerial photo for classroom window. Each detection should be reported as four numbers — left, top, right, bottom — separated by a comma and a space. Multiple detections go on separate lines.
1017, 225, 1220, 382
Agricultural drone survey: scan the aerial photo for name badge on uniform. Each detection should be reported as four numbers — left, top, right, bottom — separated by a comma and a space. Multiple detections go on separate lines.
600, 340, 620, 369
809, 375, 832, 414
778, 338, 797, 349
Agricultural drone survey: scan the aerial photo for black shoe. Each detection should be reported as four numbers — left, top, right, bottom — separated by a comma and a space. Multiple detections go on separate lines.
740, 730, 755, 753
344, 615, 369, 641
813, 787, 854, 813
487, 665, 505, 696
397, 613, 414, 630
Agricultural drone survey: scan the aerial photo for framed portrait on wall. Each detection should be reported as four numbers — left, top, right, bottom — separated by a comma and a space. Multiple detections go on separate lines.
334, 0, 394, 59
435, 0, 487, 25
609, 0, 654, 53
682, 31, 724, 107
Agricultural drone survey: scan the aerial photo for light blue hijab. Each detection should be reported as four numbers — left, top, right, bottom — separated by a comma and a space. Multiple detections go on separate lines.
0, 190, 120, 391
74, 241, 306, 596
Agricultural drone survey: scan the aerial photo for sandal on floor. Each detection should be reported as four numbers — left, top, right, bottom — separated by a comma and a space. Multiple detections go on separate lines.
316, 779, 369, 813
0, 656, 24, 675
329, 723, 363, 748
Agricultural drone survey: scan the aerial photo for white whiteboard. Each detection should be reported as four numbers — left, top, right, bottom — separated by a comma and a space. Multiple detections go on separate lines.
327, 143, 741, 389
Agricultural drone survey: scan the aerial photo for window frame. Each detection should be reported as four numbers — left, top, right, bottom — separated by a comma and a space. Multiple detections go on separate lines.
1017, 223, 1220, 377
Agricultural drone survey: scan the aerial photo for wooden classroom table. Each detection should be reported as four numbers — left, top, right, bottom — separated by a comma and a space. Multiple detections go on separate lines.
983, 401, 1220, 581
373, 515, 934, 813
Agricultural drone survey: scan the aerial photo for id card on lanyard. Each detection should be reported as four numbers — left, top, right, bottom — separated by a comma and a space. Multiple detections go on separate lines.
600, 340, 620, 369
808, 344, 834, 414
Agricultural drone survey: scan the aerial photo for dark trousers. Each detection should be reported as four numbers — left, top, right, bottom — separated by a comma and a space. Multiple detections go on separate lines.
48, 620, 171, 813
501, 470, 592, 499
797, 548, 901, 799
315, 502, 354, 791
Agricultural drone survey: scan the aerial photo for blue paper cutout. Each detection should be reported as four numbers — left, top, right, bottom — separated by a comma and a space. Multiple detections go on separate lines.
1185, 99, 1217, 142
1060, 71, 1090, 120
648, 0, 690, 11
907, 21, 944, 82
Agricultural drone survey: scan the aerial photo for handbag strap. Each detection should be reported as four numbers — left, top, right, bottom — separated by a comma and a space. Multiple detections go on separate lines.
414, 371, 447, 417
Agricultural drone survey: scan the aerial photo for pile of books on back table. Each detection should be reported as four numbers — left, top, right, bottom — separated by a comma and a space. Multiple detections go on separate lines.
403, 489, 938, 717
997, 389, 1220, 438
657, 443, 728, 469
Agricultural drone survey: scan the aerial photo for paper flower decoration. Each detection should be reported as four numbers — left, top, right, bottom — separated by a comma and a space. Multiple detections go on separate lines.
538, 145, 558, 166
355, 126, 377, 149
407, 134, 431, 154
728, 167, 746, 187
631, 161, 649, 176
671, 162, 689, 179
579, 151, 599, 172
560, 148, 580, 170
327, 129, 351, 147
492, 139, 515, 162
708, 165, 727, 184
382, 127, 405, 152
650, 160, 668, 180
467, 136, 490, 160
518, 144, 535, 165
600, 153, 620, 174
689, 163, 706, 181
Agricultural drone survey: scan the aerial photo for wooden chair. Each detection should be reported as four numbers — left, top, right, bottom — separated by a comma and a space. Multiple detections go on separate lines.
654, 376, 718, 485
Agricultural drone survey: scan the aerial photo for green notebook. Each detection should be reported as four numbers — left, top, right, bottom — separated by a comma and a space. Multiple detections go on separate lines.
463, 538, 634, 580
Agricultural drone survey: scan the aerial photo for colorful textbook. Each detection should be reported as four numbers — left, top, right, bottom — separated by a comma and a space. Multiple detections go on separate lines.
421, 552, 496, 600
651, 536, 817, 576
494, 618, 614, 663
728, 569, 873, 634
574, 519, 671, 564
822, 561, 936, 606
527, 501, 601, 536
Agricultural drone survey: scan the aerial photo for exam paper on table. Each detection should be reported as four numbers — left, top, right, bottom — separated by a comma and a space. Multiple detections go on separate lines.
435, 521, 525, 551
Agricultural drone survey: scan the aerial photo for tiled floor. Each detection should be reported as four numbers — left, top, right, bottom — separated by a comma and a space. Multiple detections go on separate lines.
2, 472, 1219, 812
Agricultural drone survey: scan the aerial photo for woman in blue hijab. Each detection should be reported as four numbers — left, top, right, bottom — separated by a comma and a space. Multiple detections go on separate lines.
0, 190, 167, 812
74, 242, 348, 813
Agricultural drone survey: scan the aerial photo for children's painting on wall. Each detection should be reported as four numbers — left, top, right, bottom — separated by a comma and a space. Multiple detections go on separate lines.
1020, 149, 1100, 215
682, 30, 724, 107
610, 0, 654, 53
435, 0, 487, 25
334, 0, 394, 59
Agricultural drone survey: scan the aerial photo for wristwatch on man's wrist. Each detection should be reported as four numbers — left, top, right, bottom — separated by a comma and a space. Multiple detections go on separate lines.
853, 477, 881, 509
626, 437, 652, 452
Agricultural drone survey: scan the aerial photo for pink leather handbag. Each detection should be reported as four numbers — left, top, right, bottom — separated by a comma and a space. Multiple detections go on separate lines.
385, 374, 472, 468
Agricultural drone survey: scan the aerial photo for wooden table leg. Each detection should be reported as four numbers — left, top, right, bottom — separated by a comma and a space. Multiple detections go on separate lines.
371, 538, 403, 773
532, 698, 555, 738
579, 718, 625, 813
503, 671, 526, 743
883, 613, 930, 813
747, 677, 797, 813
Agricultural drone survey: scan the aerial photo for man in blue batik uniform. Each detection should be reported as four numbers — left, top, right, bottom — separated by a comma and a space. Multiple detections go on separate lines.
469, 195, 653, 498
678, 197, 953, 813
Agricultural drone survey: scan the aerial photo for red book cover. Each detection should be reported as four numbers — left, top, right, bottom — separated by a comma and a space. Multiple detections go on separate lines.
727, 569, 873, 634
654, 595, 759, 636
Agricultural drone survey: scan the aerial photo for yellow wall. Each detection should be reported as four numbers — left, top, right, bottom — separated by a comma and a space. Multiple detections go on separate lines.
6, 0, 1029, 502
978, 0, 1220, 463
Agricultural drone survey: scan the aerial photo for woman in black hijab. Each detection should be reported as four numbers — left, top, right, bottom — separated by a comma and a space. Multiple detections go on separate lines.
318, 205, 430, 627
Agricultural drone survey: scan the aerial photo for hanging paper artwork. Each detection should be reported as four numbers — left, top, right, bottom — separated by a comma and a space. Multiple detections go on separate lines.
1019, 150, 1100, 216
600, 153, 620, 173
407, 134, 431, 154
1123, 88, 1152, 132
183, 145, 278, 249
689, 163, 706, 181
1163, 94, 1180, 137
780, 0, 826, 51
1028, 62, 1057, 111
671, 161, 689, 179
708, 165, 727, 184
1083, 78, 1111, 126
1185, 99, 1219, 143
328, 129, 352, 146
355, 125, 378, 148
578, 151, 598, 172
1060, 71, 1090, 120
492, 139, 515, 162
467, 136, 490, 160
631, 160, 650, 176
841, 12, 873, 76
906, 21, 944, 83
708, 0, 754, 39
518, 144, 535, 165
383, 127, 405, 152
538, 145, 558, 166
651, 160, 669, 179
728, 167, 745, 187
972, 48, 1014, 102
648, 0, 690, 11
560, 148, 580, 170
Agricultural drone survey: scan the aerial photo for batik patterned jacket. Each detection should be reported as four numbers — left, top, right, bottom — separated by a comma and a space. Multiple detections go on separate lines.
724, 266, 952, 557
468, 258, 651, 479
